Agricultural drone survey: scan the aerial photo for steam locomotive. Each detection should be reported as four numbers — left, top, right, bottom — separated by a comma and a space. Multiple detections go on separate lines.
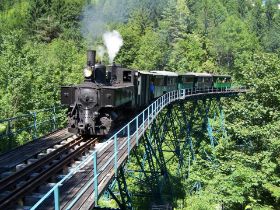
61, 50, 231, 136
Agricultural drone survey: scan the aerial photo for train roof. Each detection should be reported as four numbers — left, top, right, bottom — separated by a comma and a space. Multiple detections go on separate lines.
179, 73, 195, 77
138, 71, 155, 75
150, 70, 178, 76
213, 74, 231, 78
137, 71, 227, 78
185, 72, 213, 77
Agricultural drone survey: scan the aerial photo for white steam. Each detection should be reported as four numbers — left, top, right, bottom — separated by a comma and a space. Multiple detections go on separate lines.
81, 1, 168, 63
97, 45, 106, 62
103, 31, 123, 63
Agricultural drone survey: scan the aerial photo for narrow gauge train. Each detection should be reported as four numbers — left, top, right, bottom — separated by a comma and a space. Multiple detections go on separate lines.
61, 50, 231, 136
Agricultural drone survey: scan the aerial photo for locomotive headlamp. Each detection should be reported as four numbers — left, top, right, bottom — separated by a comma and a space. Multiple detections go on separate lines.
83, 67, 92, 78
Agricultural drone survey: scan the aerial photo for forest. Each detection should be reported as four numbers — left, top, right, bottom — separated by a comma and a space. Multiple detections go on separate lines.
0, 0, 279, 209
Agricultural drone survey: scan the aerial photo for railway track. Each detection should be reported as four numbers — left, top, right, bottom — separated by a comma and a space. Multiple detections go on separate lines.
0, 129, 73, 175
34, 121, 142, 210
0, 135, 99, 210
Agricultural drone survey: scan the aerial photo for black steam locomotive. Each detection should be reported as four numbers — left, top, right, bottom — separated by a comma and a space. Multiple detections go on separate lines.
61, 50, 232, 136
61, 50, 137, 135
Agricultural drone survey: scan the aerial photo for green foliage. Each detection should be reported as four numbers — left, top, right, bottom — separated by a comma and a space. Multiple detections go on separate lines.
167, 34, 206, 72
0, 124, 6, 134
0, 0, 280, 209
212, 15, 258, 67
133, 29, 168, 70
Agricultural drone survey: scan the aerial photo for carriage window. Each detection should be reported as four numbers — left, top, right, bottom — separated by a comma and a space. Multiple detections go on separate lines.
204, 77, 211, 82
155, 78, 164, 86
170, 78, 176, 85
183, 77, 193, 83
198, 78, 203, 82
123, 71, 132, 83
168, 77, 174, 85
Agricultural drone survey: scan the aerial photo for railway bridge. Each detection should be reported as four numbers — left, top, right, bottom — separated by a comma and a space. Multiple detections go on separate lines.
0, 87, 246, 210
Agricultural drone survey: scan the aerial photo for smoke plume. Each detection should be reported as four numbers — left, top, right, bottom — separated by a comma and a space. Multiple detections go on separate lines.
81, 0, 168, 62
81, 1, 130, 45
103, 31, 123, 63
97, 45, 106, 62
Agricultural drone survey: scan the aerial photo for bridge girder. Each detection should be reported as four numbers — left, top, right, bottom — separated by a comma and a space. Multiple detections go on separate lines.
101, 96, 227, 209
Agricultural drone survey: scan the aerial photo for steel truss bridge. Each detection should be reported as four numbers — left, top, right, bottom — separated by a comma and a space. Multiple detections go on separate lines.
1, 88, 246, 210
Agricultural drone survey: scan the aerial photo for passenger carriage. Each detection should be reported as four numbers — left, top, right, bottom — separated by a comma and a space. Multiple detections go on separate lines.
213, 75, 232, 89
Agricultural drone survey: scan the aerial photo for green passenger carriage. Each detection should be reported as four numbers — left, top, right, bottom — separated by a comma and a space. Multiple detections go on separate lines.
150, 71, 178, 94
178, 73, 195, 90
213, 75, 232, 89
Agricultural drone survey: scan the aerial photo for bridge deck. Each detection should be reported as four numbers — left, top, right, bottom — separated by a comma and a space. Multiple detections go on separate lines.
30, 88, 246, 210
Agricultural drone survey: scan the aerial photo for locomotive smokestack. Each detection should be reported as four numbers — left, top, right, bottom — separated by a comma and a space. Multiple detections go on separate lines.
87, 50, 96, 67
84, 50, 96, 82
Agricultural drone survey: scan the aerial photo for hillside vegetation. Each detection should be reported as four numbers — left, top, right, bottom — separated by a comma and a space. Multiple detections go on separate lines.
0, 0, 279, 209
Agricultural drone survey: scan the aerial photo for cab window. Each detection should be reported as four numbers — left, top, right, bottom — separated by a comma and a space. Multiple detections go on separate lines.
123, 71, 132, 83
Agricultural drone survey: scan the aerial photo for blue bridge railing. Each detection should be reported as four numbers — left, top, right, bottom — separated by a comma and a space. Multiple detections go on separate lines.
0, 106, 67, 153
30, 87, 243, 210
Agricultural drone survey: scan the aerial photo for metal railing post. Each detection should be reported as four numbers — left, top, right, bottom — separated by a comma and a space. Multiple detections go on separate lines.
142, 111, 145, 132
157, 99, 159, 114
148, 106, 150, 125
114, 135, 118, 176
127, 124, 130, 157
168, 92, 170, 103
152, 102, 154, 120
136, 116, 139, 146
54, 186, 60, 210
93, 152, 98, 204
